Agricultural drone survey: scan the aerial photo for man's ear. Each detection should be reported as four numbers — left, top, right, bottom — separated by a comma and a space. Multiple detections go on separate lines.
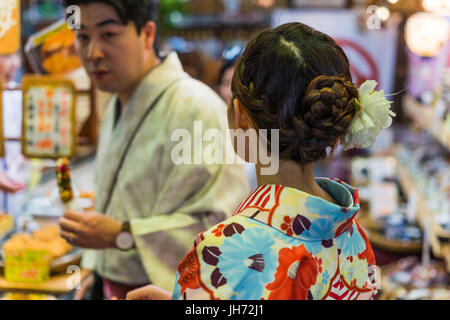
233, 98, 253, 131
141, 21, 157, 51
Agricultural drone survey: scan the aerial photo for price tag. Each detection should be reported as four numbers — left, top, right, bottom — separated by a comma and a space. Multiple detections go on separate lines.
4, 250, 50, 283
369, 182, 398, 220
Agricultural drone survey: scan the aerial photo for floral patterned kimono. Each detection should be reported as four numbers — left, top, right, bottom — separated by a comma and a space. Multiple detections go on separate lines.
171, 178, 377, 300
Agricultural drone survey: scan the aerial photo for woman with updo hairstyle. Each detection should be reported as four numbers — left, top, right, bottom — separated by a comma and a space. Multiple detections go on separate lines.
127, 22, 395, 301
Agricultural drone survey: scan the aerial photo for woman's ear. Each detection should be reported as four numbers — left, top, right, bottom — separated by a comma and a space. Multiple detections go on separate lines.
233, 98, 253, 131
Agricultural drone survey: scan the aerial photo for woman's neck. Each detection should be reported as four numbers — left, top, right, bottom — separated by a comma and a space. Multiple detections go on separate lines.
255, 160, 338, 204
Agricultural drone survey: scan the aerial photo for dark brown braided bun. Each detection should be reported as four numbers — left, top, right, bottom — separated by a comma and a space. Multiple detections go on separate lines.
279, 75, 359, 164
231, 22, 360, 165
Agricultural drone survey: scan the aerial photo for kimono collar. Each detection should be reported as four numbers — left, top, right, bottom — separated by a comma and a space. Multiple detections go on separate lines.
122, 51, 187, 111
233, 178, 360, 242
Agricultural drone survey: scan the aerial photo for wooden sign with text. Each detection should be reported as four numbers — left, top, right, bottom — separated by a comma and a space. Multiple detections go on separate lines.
22, 75, 76, 159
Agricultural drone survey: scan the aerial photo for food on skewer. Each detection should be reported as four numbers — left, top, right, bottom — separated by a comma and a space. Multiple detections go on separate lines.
56, 157, 73, 203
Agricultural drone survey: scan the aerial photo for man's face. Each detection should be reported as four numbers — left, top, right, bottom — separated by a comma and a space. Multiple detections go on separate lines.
74, 3, 146, 93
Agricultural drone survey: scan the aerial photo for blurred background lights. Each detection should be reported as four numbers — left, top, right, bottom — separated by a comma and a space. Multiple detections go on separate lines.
422, 0, 450, 11
376, 6, 390, 21
405, 12, 450, 56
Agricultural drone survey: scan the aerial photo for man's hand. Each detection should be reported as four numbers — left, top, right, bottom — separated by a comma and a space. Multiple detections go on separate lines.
0, 172, 26, 193
126, 285, 171, 300
59, 210, 122, 249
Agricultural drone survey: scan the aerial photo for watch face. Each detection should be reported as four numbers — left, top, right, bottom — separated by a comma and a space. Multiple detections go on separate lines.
116, 232, 134, 250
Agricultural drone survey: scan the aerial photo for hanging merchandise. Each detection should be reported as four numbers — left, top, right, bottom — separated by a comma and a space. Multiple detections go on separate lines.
0, 0, 20, 55
25, 19, 83, 76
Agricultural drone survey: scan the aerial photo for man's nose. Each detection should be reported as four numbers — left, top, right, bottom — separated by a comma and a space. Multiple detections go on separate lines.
86, 39, 104, 61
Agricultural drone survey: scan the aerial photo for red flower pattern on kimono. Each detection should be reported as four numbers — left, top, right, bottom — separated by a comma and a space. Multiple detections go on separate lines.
266, 245, 318, 300
212, 224, 226, 237
280, 216, 294, 236
177, 247, 202, 295
334, 213, 358, 238
355, 220, 376, 265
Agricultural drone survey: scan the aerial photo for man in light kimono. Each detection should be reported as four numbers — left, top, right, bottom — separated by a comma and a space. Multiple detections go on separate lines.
59, 0, 249, 299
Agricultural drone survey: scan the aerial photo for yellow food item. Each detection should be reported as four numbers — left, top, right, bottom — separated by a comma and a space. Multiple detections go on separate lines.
0, 214, 14, 238
2, 225, 72, 260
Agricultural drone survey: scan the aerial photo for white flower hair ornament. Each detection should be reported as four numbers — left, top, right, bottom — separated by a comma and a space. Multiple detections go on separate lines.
341, 80, 396, 151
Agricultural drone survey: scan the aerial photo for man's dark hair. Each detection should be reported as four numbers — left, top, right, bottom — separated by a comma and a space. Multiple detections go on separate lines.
63, 0, 160, 53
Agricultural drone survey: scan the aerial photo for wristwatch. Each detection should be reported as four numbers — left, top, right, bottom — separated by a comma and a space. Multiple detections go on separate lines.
115, 221, 135, 251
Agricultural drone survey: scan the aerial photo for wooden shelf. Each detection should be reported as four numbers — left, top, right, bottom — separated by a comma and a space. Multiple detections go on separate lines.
357, 209, 423, 254
403, 95, 450, 151
396, 160, 450, 272
0, 269, 91, 295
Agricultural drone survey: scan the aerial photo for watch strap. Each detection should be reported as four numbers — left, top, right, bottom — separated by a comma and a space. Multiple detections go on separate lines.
121, 221, 131, 233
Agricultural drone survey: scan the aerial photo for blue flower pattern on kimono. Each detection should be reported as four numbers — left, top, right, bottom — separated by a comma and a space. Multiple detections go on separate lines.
172, 180, 377, 300
305, 196, 353, 224
304, 218, 335, 239
302, 218, 335, 254
217, 227, 278, 300
322, 270, 330, 284
303, 241, 324, 255
336, 224, 366, 257
171, 273, 182, 300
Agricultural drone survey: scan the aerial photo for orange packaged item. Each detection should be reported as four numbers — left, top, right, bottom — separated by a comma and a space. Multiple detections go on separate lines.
0, 214, 14, 238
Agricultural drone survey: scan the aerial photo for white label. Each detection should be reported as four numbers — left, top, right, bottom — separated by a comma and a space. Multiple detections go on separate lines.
369, 182, 398, 220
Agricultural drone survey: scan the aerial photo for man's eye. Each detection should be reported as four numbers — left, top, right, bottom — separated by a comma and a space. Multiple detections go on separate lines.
102, 32, 116, 39
76, 34, 89, 42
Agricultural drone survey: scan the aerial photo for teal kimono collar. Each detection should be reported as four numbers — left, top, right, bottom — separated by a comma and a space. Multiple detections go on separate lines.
234, 178, 361, 242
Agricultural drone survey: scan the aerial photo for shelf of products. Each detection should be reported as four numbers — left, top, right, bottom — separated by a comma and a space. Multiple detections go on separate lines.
396, 160, 449, 268
378, 256, 449, 300
351, 142, 450, 272
403, 95, 450, 151
394, 134, 450, 271
351, 156, 424, 255
0, 158, 95, 299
